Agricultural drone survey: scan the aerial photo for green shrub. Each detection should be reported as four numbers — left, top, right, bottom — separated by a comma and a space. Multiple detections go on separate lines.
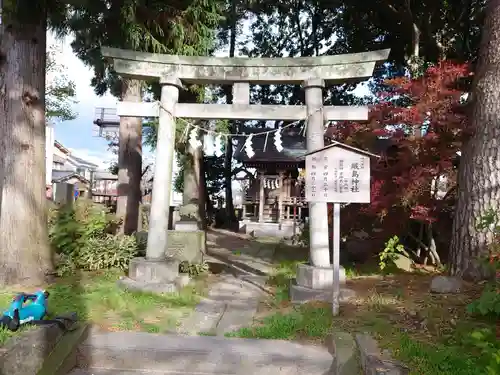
49, 199, 118, 255
467, 328, 500, 375
57, 234, 139, 276
467, 285, 500, 317
291, 224, 309, 247
379, 235, 410, 270
179, 260, 209, 277
467, 209, 500, 318
49, 199, 138, 276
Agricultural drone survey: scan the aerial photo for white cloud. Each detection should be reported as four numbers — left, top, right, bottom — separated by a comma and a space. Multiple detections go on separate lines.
47, 32, 117, 109
69, 148, 116, 170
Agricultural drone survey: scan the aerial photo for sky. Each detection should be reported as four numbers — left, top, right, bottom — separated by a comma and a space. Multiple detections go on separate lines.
48, 32, 121, 169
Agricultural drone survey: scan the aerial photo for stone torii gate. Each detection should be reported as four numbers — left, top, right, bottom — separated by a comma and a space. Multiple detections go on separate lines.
101, 47, 389, 292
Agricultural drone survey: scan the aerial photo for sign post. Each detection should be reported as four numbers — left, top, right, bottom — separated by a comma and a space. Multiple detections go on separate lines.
304, 142, 378, 316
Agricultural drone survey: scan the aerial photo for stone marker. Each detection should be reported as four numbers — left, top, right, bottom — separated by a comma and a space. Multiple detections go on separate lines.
166, 230, 205, 264
430, 275, 462, 294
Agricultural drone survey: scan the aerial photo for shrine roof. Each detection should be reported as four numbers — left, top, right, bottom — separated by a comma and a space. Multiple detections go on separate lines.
234, 127, 394, 164
233, 126, 308, 164
303, 141, 380, 158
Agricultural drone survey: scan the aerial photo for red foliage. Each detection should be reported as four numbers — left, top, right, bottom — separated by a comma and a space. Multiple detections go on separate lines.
327, 62, 472, 242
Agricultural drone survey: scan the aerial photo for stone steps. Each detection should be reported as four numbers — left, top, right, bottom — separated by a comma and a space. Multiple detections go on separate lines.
65, 330, 410, 375
69, 370, 161, 375
73, 331, 334, 374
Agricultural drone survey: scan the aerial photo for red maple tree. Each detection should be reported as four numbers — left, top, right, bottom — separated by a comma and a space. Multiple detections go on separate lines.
326, 62, 472, 260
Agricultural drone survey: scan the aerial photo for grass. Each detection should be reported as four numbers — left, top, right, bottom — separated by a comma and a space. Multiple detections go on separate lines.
229, 259, 499, 375
0, 269, 213, 346
225, 303, 332, 341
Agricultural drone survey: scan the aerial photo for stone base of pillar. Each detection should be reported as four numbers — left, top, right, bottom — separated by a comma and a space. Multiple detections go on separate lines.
290, 263, 355, 304
297, 263, 347, 289
290, 280, 356, 304
116, 257, 183, 294
174, 220, 199, 231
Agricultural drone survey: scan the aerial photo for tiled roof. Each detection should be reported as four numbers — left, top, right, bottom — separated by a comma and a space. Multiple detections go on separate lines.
51, 170, 90, 184
234, 126, 394, 164
94, 171, 118, 180
53, 155, 65, 164
233, 126, 307, 163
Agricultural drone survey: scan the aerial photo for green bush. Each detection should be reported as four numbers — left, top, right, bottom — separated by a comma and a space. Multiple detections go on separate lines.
379, 235, 411, 270
467, 328, 500, 375
467, 209, 500, 318
49, 199, 139, 276
179, 260, 209, 277
49, 199, 118, 254
57, 234, 139, 276
291, 224, 309, 247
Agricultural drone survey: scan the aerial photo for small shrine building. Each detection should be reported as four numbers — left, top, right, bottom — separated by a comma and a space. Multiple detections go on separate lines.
234, 126, 310, 237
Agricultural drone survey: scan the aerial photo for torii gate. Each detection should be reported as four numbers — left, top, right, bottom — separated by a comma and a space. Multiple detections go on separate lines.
101, 47, 390, 294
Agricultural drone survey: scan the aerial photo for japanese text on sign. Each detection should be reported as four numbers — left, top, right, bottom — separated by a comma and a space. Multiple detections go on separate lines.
305, 146, 371, 203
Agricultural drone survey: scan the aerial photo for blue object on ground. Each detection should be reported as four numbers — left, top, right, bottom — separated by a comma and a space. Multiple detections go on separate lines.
0, 290, 78, 332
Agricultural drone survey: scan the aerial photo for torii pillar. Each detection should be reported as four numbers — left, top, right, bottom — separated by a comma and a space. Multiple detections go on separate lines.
118, 77, 183, 293
146, 77, 182, 260
289, 79, 348, 304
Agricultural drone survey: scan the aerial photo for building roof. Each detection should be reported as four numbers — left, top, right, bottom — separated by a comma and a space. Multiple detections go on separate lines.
53, 154, 65, 164
54, 141, 70, 155
94, 171, 118, 180
69, 154, 99, 168
234, 126, 395, 166
51, 170, 90, 184
233, 126, 308, 164
303, 141, 381, 158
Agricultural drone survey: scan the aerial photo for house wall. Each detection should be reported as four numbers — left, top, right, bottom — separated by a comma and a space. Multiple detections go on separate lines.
50, 142, 98, 183
53, 144, 69, 161
65, 177, 90, 192
93, 179, 118, 196
45, 124, 55, 185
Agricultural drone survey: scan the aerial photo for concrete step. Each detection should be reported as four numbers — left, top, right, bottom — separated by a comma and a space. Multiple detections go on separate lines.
76, 331, 334, 374
69, 370, 163, 375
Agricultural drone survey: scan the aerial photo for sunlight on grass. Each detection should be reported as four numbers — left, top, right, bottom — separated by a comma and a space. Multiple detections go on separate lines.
266, 260, 303, 304
381, 331, 495, 375
0, 269, 208, 346
226, 304, 332, 340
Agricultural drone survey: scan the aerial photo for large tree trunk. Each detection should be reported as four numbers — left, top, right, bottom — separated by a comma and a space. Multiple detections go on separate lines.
198, 149, 208, 230
116, 79, 142, 235
449, 0, 500, 280
223, 0, 238, 229
0, 9, 53, 286
180, 134, 203, 228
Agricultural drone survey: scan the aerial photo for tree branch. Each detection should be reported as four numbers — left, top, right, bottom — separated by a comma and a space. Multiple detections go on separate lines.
141, 164, 151, 178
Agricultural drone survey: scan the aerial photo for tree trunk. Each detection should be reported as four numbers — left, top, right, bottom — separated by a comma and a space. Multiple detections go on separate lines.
199, 150, 207, 230
223, 0, 238, 229
449, 0, 500, 280
181, 138, 203, 228
116, 79, 142, 235
0, 10, 53, 286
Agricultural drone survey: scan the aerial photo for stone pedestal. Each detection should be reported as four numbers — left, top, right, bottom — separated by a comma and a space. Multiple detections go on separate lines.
297, 263, 346, 289
53, 183, 74, 205
117, 257, 181, 294
166, 230, 205, 264
290, 263, 355, 303
174, 220, 199, 231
